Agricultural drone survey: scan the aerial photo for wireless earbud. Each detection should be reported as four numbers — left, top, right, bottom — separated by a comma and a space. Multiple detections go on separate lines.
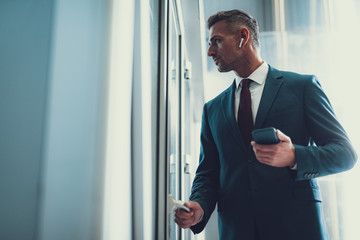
239, 38, 244, 48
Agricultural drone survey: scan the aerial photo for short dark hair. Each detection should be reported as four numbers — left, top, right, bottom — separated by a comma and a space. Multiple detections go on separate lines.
207, 9, 260, 48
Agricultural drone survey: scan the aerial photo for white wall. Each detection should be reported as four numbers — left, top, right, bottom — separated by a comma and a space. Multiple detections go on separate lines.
38, 0, 109, 239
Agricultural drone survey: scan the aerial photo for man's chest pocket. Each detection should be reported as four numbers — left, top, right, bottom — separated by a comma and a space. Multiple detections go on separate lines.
264, 104, 302, 127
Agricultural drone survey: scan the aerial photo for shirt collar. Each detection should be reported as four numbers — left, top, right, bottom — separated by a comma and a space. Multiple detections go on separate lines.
235, 61, 269, 88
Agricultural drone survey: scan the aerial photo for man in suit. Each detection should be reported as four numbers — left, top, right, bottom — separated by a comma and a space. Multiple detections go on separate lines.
174, 9, 357, 240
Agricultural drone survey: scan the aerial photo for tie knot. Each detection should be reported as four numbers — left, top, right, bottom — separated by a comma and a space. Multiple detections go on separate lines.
241, 79, 251, 88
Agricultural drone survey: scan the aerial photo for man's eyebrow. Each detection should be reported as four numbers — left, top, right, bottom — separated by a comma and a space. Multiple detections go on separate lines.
209, 35, 221, 42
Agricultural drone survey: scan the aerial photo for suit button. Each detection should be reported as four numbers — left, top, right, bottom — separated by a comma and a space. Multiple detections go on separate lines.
248, 158, 253, 163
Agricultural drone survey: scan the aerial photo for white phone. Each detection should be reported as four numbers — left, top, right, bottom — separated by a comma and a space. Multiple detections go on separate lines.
167, 194, 190, 213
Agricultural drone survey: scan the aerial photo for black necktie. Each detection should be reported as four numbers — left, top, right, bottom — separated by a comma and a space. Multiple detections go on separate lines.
237, 79, 253, 146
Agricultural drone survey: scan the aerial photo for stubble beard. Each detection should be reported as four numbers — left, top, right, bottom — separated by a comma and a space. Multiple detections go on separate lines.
216, 60, 232, 72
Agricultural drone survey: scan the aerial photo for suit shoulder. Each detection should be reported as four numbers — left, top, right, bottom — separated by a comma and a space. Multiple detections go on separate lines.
272, 67, 318, 86
279, 69, 315, 81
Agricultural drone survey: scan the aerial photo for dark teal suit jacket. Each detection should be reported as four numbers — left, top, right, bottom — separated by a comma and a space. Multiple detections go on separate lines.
190, 66, 357, 240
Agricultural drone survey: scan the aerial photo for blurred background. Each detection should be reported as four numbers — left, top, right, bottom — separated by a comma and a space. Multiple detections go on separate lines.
0, 0, 359, 239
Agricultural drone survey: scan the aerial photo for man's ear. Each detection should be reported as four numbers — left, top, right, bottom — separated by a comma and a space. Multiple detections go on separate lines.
238, 28, 250, 47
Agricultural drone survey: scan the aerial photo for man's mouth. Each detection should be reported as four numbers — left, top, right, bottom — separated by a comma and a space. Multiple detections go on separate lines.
213, 57, 221, 64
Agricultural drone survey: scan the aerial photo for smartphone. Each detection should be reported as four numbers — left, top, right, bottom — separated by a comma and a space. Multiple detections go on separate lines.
252, 127, 280, 145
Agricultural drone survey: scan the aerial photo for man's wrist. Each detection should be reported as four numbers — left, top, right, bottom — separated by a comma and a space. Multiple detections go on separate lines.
289, 144, 296, 169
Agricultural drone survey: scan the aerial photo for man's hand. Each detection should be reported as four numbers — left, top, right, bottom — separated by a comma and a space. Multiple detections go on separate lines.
251, 129, 296, 168
174, 201, 204, 229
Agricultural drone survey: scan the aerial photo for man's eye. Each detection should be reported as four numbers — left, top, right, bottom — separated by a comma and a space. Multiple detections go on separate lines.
209, 39, 221, 46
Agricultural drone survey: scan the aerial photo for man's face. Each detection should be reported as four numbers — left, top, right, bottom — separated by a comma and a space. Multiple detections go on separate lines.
208, 20, 240, 72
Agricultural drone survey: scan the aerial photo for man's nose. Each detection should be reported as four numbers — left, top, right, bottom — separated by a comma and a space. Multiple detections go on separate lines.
207, 45, 214, 57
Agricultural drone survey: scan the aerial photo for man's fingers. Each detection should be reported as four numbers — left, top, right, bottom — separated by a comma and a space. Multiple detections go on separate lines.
175, 215, 194, 225
252, 142, 276, 151
251, 130, 295, 168
175, 208, 195, 224
174, 201, 203, 229
276, 129, 290, 142
184, 201, 198, 210
175, 210, 193, 220
174, 212, 196, 229
174, 219, 191, 229
175, 208, 193, 217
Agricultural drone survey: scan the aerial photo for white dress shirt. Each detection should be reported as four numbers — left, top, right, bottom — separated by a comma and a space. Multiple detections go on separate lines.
234, 62, 269, 123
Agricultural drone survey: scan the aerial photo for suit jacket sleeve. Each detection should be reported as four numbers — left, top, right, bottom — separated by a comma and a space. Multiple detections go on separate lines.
294, 76, 357, 180
189, 104, 220, 234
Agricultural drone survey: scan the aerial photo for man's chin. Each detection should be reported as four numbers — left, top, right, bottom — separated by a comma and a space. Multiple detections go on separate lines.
217, 66, 231, 72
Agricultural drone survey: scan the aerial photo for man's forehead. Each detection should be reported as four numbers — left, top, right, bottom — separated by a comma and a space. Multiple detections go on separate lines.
209, 21, 227, 32
209, 21, 234, 36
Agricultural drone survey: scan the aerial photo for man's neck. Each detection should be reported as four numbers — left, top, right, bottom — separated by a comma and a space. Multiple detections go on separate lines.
234, 47, 263, 78
235, 60, 264, 78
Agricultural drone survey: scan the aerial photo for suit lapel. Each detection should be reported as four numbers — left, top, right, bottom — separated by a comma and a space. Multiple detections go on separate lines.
254, 66, 284, 129
221, 80, 246, 147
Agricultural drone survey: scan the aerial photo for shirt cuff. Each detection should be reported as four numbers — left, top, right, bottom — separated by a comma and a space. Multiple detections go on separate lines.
198, 210, 204, 223
290, 162, 297, 170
